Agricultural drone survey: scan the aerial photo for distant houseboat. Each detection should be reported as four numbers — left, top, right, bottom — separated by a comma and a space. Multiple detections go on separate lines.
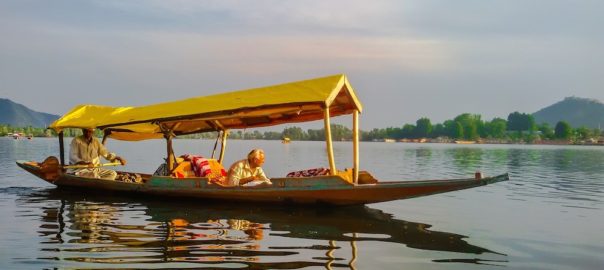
454, 140, 476, 144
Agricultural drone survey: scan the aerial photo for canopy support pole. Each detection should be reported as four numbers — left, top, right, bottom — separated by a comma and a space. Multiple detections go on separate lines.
101, 130, 110, 145
211, 131, 221, 159
59, 131, 65, 166
166, 135, 175, 172
159, 124, 177, 173
324, 108, 337, 175
218, 130, 229, 165
353, 110, 359, 184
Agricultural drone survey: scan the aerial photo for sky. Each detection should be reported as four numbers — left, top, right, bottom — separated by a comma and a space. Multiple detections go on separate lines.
1, 0, 602, 129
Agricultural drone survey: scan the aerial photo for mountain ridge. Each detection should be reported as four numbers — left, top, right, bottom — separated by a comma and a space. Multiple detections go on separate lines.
532, 96, 604, 129
0, 98, 60, 127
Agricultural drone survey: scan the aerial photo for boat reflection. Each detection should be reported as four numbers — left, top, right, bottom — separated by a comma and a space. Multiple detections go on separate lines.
21, 188, 505, 269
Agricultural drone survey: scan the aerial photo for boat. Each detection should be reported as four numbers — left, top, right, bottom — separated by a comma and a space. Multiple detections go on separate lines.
281, 137, 291, 144
455, 140, 476, 144
16, 74, 508, 205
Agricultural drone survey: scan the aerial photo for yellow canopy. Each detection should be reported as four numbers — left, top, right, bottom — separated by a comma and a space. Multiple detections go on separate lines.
49, 74, 362, 141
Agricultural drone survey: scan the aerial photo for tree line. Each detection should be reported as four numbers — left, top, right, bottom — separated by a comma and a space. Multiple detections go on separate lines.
361, 112, 602, 142
1, 125, 53, 137
2, 112, 602, 143
0, 125, 102, 138
182, 112, 602, 143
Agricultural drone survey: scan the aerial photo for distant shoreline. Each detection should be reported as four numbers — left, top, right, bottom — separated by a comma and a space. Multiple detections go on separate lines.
376, 138, 604, 146
5, 135, 603, 146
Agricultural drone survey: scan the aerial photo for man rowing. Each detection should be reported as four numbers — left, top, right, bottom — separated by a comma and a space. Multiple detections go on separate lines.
69, 128, 127, 180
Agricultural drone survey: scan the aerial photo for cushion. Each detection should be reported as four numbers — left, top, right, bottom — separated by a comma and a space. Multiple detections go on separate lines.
172, 161, 196, 178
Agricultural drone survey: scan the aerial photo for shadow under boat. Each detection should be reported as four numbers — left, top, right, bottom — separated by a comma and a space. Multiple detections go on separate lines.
17, 187, 506, 268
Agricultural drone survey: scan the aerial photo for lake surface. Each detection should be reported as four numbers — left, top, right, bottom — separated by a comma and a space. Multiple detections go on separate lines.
1, 137, 603, 269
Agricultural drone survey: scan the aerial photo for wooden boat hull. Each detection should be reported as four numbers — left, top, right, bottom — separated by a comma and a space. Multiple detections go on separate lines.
17, 160, 508, 206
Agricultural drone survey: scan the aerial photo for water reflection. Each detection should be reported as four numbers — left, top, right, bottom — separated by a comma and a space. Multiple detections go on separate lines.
16, 188, 503, 269
446, 147, 484, 169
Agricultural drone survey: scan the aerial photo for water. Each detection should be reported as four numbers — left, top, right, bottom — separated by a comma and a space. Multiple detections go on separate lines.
1, 137, 603, 269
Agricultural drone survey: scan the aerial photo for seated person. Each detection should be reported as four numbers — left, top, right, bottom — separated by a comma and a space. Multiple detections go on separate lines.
69, 128, 126, 180
227, 149, 271, 186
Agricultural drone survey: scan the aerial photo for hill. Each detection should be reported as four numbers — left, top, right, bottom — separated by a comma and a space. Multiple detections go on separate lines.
533, 97, 604, 129
0, 98, 60, 127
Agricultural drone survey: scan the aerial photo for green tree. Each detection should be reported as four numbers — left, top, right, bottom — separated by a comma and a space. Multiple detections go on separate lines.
384, 127, 402, 139
330, 124, 352, 141
537, 123, 555, 140
282, 126, 307, 140
485, 118, 507, 139
575, 126, 592, 140
453, 121, 464, 139
248, 130, 263, 140
361, 128, 385, 141
432, 123, 445, 138
232, 130, 243, 139
554, 121, 572, 139
454, 113, 481, 140
401, 124, 415, 138
307, 128, 324, 141
415, 117, 432, 138
263, 131, 282, 140
443, 120, 457, 138
507, 112, 536, 132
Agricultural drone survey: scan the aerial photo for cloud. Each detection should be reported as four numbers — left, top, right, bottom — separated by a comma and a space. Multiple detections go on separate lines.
1, 0, 602, 128
97, 0, 402, 33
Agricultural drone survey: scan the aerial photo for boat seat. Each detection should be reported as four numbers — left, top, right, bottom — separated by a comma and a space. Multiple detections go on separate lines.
358, 171, 378, 184
336, 168, 353, 184
338, 170, 378, 184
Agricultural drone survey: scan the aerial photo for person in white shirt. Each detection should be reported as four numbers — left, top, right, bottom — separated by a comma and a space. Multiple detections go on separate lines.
69, 128, 126, 180
227, 149, 271, 186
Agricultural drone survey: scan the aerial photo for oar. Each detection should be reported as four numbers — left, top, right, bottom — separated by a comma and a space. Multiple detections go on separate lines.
63, 162, 122, 169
